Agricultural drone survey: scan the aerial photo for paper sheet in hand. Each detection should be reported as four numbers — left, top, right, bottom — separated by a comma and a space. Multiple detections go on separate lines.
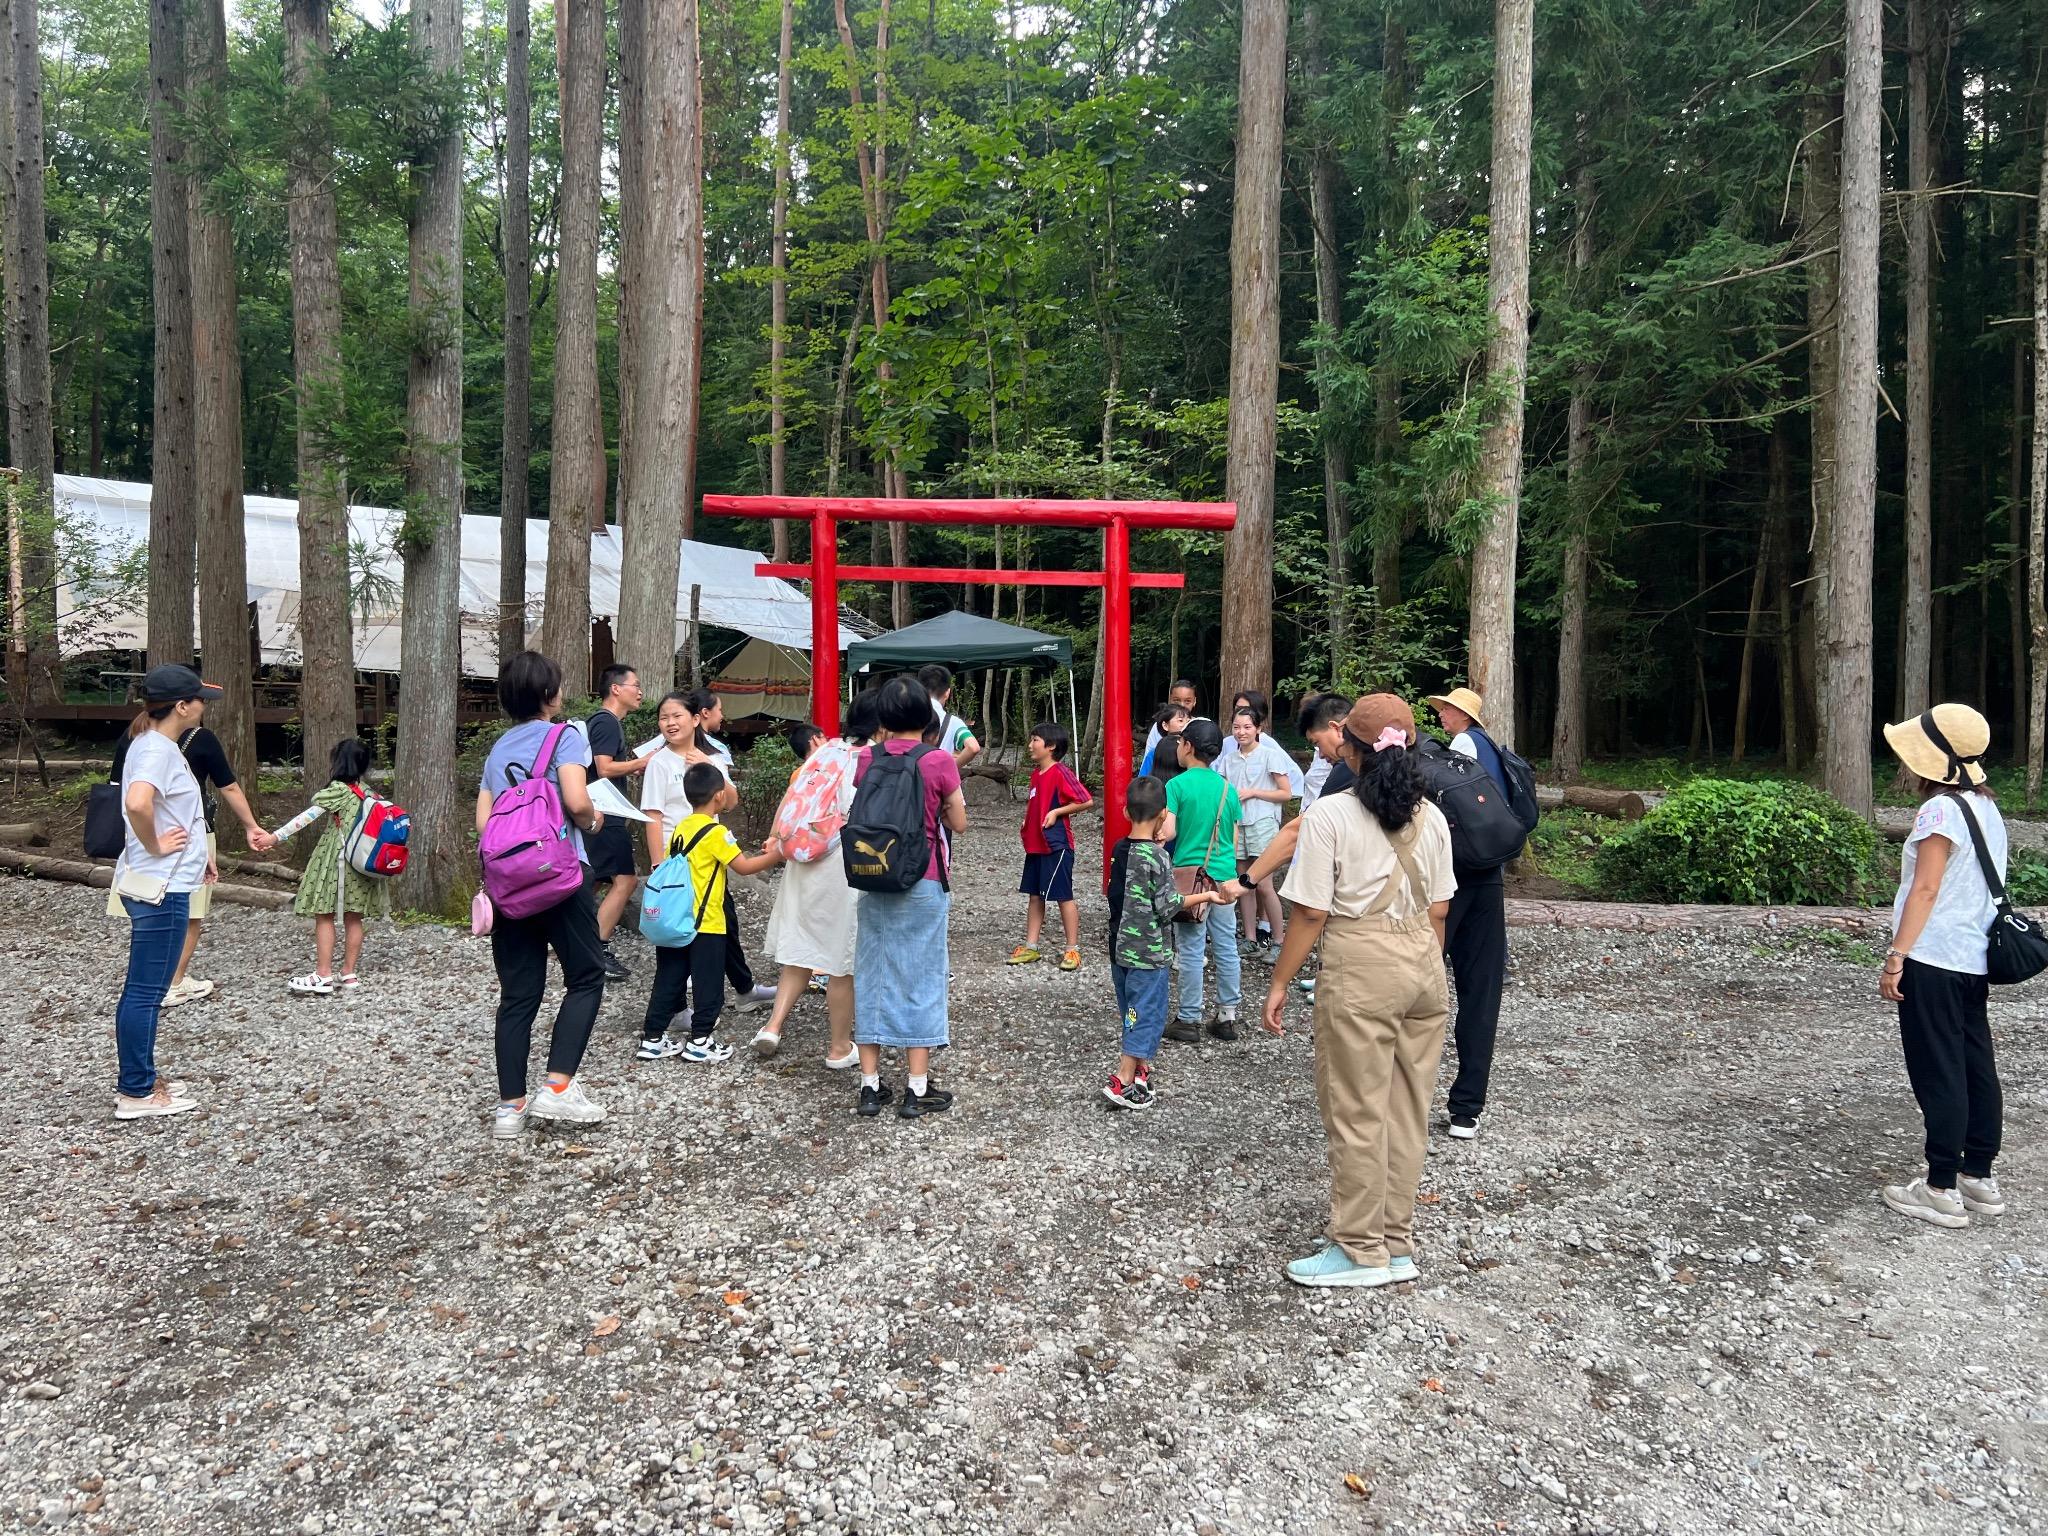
636, 735, 665, 758
587, 777, 651, 822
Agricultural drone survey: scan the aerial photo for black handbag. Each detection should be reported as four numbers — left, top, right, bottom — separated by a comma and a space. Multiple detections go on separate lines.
83, 780, 125, 859
1945, 792, 2048, 986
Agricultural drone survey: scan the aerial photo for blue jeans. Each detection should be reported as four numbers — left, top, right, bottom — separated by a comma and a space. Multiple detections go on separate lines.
1112, 964, 1171, 1061
117, 891, 190, 1098
1172, 898, 1241, 1021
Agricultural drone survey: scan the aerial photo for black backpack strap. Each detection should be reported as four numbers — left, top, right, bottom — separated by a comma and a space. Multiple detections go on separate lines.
1942, 792, 2011, 913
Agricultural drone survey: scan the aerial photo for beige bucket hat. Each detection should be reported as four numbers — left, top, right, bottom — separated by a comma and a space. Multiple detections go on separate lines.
1424, 687, 1486, 727
1883, 703, 1991, 789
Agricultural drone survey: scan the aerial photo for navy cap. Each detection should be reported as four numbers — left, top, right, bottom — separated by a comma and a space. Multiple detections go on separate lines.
141, 664, 224, 704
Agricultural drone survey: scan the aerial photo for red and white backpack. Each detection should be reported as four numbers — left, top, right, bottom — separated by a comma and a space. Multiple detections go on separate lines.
340, 785, 411, 878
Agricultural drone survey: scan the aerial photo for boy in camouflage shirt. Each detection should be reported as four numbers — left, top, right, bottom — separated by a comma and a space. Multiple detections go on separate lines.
1104, 776, 1228, 1109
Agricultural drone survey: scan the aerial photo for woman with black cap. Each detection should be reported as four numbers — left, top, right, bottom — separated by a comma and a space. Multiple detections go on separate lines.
1877, 703, 2010, 1229
110, 665, 223, 1120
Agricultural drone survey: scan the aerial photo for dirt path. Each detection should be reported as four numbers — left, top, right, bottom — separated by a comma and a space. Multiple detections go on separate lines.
2, 824, 2044, 1535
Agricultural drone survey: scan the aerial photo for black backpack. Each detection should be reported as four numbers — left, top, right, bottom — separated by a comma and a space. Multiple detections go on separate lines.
842, 744, 938, 893
1415, 738, 1526, 870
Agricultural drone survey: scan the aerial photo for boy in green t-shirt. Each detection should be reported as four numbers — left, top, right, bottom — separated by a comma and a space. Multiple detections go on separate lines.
639, 763, 781, 1064
1164, 719, 1245, 1042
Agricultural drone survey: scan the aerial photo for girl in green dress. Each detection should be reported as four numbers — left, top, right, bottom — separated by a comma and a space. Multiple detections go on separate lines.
269, 739, 385, 996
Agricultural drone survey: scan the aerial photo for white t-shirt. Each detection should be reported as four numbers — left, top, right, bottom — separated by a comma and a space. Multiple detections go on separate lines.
1448, 731, 1478, 761
1301, 754, 1333, 811
1894, 792, 2006, 976
1217, 730, 1306, 796
1220, 737, 1296, 829
119, 729, 211, 892
640, 747, 732, 838
931, 706, 974, 755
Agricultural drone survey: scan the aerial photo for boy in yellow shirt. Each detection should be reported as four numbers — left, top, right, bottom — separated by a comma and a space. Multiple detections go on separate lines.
639, 763, 781, 1063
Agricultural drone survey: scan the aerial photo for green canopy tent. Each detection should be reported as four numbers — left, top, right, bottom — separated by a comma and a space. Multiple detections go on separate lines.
845, 609, 1078, 723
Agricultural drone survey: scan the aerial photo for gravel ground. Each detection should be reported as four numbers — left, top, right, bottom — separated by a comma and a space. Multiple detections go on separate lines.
4, 812, 2047, 1536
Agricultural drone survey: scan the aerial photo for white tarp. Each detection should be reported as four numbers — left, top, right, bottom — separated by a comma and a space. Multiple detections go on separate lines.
51, 474, 856, 678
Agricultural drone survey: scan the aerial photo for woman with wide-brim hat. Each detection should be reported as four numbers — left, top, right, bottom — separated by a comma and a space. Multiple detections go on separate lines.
1876, 703, 2009, 1230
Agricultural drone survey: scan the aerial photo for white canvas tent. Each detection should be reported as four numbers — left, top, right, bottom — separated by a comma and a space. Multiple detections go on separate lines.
51, 474, 859, 677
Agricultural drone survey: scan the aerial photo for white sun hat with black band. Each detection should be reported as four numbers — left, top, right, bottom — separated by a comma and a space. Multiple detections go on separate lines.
1882, 703, 1990, 790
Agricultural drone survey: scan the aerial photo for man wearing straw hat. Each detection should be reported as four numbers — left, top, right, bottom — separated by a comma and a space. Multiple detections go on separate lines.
1424, 686, 1510, 1142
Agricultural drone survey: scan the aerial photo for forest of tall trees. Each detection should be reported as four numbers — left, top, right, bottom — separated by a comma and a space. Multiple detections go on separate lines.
4, 0, 2047, 868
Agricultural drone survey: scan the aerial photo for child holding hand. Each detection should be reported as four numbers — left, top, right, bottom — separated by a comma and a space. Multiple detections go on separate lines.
1103, 775, 1233, 1109
269, 739, 382, 996
1007, 721, 1094, 971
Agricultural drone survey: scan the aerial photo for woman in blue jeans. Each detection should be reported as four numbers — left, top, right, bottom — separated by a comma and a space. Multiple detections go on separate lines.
111, 665, 222, 1121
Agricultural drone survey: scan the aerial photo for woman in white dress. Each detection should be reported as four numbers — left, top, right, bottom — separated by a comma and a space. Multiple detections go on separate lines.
751, 691, 877, 1067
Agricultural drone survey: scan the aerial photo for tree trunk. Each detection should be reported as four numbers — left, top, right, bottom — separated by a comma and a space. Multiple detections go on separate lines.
615, 0, 644, 535
1802, 71, 1840, 777
1369, 10, 1408, 614
1769, 423, 1800, 769
1467, 0, 1535, 748
540, 0, 604, 698
1551, 161, 1594, 782
187, 0, 255, 784
498, 0, 532, 663
2028, 108, 2048, 809
1823, 0, 1880, 819
2014, 191, 2032, 766
1304, 0, 1349, 674
615, 0, 705, 689
1899, 0, 1935, 734
768, 0, 793, 562
283, 0, 354, 774
823, 286, 865, 497
0, 0, 56, 706
396, 0, 465, 915
1732, 516, 1773, 764
1219, 0, 1287, 704
145, 0, 195, 667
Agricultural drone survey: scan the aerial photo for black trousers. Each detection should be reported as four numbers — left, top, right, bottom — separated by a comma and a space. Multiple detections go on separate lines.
1897, 958, 2001, 1187
721, 888, 756, 995
645, 932, 728, 1041
491, 877, 607, 1101
1443, 869, 1507, 1121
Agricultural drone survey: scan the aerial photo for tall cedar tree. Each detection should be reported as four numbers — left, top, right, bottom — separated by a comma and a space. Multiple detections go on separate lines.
1219, 0, 1287, 704
145, 0, 195, 667
283, 0, 354, 774
499, 0, 533, 665
396, 0, 464, 914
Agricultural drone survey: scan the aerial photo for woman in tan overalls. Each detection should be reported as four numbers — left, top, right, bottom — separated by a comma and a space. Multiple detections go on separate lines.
1262, 694, 1456, 1289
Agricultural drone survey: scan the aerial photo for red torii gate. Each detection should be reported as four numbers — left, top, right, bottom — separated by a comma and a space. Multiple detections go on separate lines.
701, 495, 1237, 868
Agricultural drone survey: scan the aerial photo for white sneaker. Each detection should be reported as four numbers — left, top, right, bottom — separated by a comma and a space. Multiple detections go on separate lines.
491, 1100, 528, 1138
750, 1029, 781, 1059
160, 977, 214, 1009
114, 1085, 199, 1121
1448, 1116, 1480, 1141
679, 1038, 735, 1065
735, 983, 779, 1011
527, 1077, 605, 1125
1882, 1178, 1969, 1229
635, 1035, 687, 1062
288, 973, 335, 997
1956, 1175, 2006, 1216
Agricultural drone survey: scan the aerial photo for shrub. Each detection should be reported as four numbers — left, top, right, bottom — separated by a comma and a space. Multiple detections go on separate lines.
2010, 850, 2048, 908
732, 730, 799, 846
1593, 778, 1877, 907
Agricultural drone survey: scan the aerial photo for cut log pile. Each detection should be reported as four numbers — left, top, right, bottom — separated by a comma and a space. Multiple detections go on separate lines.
1507, 898, 1885, 933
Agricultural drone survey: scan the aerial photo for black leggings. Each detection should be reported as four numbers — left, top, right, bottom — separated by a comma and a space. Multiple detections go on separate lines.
1897, 958, 2001, 1187
1443, 871, 1507, 1120
491, 878, 607, 1100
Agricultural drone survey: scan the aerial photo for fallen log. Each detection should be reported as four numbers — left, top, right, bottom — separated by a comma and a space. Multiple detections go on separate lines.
1533, 786, 1648, 820
1874, 806, 2048, 856
218, 855, 303, 884
1507, 898, 1887, 933
0, 820, 47, 846
0, 848, 295, 910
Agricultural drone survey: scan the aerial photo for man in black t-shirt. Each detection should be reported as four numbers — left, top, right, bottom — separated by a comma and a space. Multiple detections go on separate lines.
586, 665, 660, 979
109, 716, 275, 1008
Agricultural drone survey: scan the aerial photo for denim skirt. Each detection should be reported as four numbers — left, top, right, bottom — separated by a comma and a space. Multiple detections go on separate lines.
854, 878, 950, 1049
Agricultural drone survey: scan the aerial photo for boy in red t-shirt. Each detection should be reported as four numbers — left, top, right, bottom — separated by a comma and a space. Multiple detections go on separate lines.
1006, 721, 1094, 971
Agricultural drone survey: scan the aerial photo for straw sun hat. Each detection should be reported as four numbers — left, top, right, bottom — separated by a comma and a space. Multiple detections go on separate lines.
1424, 687, 1486, 726
1883, 703, 1991, 789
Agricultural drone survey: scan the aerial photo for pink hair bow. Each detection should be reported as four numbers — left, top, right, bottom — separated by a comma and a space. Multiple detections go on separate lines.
1372, 725, 1409, 753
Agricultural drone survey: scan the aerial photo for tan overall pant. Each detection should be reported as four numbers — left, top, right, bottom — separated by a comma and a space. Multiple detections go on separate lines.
1312, 847, 1450, 1268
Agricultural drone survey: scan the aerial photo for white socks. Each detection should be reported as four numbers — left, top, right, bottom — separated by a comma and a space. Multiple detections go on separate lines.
861, 1073, 880, 1092
908, 1073, 929, 1097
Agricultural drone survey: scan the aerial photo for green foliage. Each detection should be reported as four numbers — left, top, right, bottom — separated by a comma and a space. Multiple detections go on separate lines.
1523, 807, 1609, 894
732, 732, 798, 846
1594, 779, 1879, 908
2009, 852, 2048, 909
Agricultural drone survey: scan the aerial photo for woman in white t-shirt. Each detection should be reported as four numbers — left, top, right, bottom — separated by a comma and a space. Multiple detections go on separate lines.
639, 693, 728, 864
1876, 703, 2011, 1231
111, 665, 222, 1122
1221, 706, 1294, 953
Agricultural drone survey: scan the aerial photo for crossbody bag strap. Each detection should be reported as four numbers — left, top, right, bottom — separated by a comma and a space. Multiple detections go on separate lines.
1360, 810, 1426, 918
1943, 791, 2012, 913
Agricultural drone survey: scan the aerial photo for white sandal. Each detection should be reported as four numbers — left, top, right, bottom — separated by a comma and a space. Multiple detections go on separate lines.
824, 1048, 859, 1071
750, 1029, 781, 1059
288, 973, 335, 997
337, 973, 361, 990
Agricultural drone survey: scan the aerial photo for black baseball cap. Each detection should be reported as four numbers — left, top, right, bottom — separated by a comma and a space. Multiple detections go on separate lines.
141, 664, 224, 704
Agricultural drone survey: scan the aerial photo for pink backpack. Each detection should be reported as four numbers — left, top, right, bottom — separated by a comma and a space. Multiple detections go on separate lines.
772, 740, 856, 863
479, 723, 585, 919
